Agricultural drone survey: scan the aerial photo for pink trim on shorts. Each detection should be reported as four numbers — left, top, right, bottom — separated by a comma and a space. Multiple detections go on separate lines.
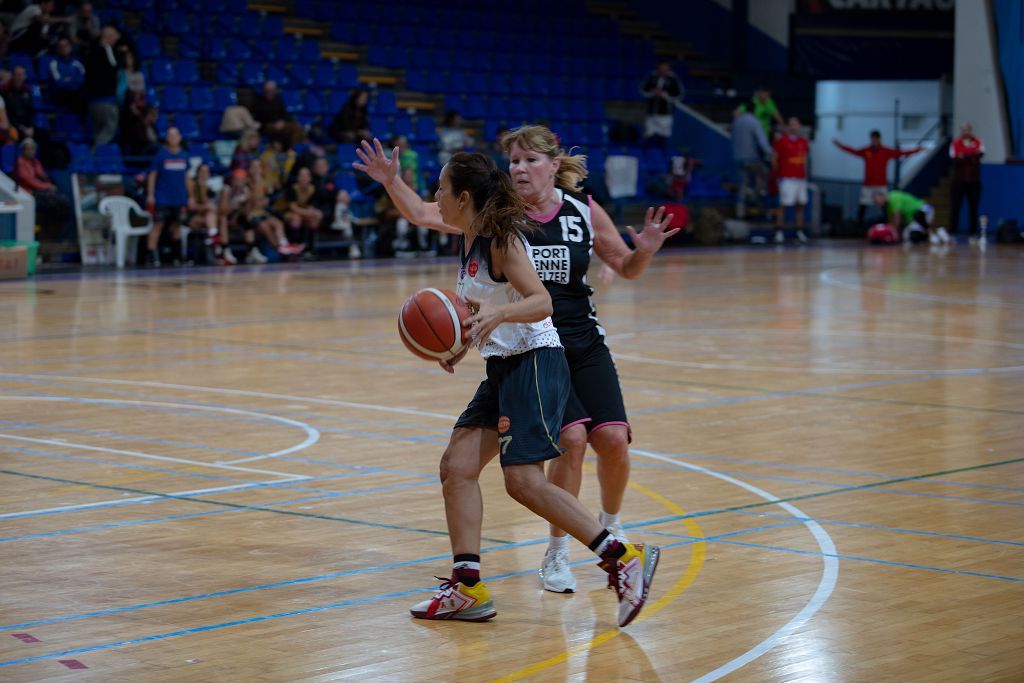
589, 421, 633, 443
527, 201, 564, 224
560, 417, 592, 433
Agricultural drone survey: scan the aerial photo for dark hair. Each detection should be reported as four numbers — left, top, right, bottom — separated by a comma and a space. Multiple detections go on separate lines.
446, 152, 533, 252
443, 111, 460, 126
870, 130, 882, 137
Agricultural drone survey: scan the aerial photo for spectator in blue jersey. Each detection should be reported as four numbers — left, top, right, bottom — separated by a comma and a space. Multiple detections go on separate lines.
144, 126, 189, 267
44, 38, 85, 114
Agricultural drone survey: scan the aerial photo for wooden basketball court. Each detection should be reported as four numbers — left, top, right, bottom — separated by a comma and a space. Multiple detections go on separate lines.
1, 244, 1021, 681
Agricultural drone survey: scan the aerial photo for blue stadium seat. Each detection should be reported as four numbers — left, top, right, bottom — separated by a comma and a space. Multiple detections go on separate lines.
462, 96, 486, 120
155, 113, 169, 139
281, 90, 303, 113
265, 64, 290, 87
369, 115, 391, 137
135, 34, 162, 60
263, 15, 284, 38
161, 86, 189, 111
240, 63, 264, 87
162, 12, 193, 36
189, 86, 215, 112
1, 144, 16, 175
206, 37, 227, 61
273, 40, 299, 63
178, 35, 202, 59
411, 116, 437, 144
68, 143, 94, 173
215, 63, 238, 86
373, 91, 398, 116
227, 38, 252, 61
200, 112, 221, 140
93, 144, 123, 173
175, 113, 200, 141
392, 113, 413, 138
55, 113, 88, 142
290, 64, 314, 88
303, 92, 323, 114
330, 21, 355, 43
327, 90, 348, 114
32, 112, 50, 133
238, 14, 261, 37
299, 41, 320, 63
313, 62, 336, 88
212, 86, 237, 110
148, 58, 175, 85
336, 64, 359, 89
174, 60, 199, 85
337, 145, 360, 167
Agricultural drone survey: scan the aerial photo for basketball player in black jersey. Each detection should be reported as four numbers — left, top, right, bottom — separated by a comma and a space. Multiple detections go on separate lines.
354, 126, 677, 593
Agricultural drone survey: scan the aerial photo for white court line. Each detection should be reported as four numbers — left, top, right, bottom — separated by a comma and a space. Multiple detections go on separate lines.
0, 396, 318, 472
0, 434, 303, 479
613, 352, 1024, 376
632, 449, 839, 683
0, 482, 281, 520
0, 374, 457, 420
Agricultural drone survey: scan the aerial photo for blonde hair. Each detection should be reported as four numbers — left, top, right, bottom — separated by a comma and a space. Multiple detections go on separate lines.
500, 125, 588, 192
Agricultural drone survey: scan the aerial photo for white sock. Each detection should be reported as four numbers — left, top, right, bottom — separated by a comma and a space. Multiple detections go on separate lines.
600, 510, 620, 528
547, 535, 569, 553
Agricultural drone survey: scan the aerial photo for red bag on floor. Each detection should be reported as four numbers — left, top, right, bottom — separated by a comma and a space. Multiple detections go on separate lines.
867, 223, 898, 244
660, 203, 690, 230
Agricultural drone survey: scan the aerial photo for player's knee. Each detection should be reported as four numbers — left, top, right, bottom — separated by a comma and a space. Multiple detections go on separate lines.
592, 425, 631, 460
558, 425, 587, 466
502, 467, 533, 505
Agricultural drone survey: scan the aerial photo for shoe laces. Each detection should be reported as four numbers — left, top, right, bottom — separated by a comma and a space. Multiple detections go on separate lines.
545, 550, 569, 573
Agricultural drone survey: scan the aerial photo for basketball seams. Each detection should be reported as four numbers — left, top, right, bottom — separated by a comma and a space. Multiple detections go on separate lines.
424, 287, 465, 355
398, 288, 468, 362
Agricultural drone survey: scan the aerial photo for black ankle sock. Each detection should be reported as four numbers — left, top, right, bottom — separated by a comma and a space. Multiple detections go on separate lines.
587, 529, 609, 552
452, 554, 481, 587
589, 529, 626, 561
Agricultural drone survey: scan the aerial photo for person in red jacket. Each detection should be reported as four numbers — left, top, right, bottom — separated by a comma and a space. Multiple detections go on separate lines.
949, 121, 984, 242
14, 138, 70, 240
834, 131, 922, 232
772, 116, 810, 244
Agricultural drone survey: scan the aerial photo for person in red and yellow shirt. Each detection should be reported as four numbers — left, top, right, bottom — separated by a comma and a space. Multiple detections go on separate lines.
772, 116, 810, 244
834, 131, 922, 231
949, 121, 984, 242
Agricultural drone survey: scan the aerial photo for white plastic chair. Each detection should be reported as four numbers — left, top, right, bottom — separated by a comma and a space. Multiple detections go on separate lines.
99, 196, 153, 268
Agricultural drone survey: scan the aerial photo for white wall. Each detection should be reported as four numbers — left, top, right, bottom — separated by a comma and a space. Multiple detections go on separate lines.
748, 0, 795, 46
813, 80, 944, 182
953, 0, 1010, 162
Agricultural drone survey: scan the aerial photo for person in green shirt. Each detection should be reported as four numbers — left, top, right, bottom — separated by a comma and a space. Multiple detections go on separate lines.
873, 189, 950, 245
740, 87, 784, 139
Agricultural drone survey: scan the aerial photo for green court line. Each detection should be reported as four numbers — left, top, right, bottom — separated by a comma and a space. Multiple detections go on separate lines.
0, 469, 513, 544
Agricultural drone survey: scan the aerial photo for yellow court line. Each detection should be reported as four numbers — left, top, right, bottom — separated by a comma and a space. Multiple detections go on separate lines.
492, 479, 707, 682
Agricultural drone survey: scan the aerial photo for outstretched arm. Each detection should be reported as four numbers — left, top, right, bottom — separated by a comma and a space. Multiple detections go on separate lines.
592, 203, 678, 280
833, 139, 862, 156
352, 138, 460, 235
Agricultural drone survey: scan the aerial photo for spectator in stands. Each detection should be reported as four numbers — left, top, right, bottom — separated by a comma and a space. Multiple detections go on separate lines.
116, 49, 145, 109
45, 37, 85, 115
187, 163, 234, 264
486, 125, 509, 169
249, 79, 290, 137
85, 24, 121, 147
437, 111, 472, 165
0, 89, 16, 144
834, 131, 922, 232
243, 161, 296, 256
310, 156, 336, 229
9, 0, 69, 56
258, 136, 295, 195
640, 60, 683, 147
230, 128, 261, 171
949, 121, 985, 243
732, 106, 771, 219
328, 87, 370, 144
0, 20, 11, 58
145, 126, 189, 267
69, 1, 101, 49
120, 102, 158, 167
14, 137, 69, 238
1, 66, 34, 142
874, 189, 949, 245
740, 87, 784, 140
219, 103, 260, 140
282, 166, 321, 251
772, 116, 810, 244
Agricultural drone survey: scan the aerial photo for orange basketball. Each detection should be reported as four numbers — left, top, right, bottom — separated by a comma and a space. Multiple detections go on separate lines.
398, 288, 471, 361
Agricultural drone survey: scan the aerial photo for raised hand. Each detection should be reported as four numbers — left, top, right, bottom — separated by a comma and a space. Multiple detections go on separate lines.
352, 137, 400, 185
625, 206, 679, 256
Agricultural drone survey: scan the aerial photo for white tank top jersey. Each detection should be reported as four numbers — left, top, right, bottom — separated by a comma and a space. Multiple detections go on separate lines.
456, 233, 562, 359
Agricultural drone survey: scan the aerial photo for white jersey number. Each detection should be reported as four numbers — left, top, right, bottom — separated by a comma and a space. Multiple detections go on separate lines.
559, 216, 585, 243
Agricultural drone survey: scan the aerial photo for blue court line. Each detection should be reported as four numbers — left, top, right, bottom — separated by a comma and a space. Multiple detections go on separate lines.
632, 448, 1024, 493
639, 529, 1024, 583
3, 514, 1017, 670
730, 510, 1024, 548
0, 520, 782, 641
628, 460, 1024, 506
0, 481, 436, 545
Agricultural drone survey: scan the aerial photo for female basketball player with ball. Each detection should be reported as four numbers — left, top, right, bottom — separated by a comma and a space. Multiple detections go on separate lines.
355, 126, 677, 594
394, 151, 658, 627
